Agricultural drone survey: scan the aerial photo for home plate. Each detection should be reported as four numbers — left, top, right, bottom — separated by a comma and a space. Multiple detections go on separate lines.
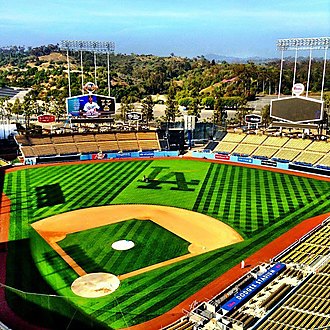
112, 240, 135, 251
71, 273, 120, 298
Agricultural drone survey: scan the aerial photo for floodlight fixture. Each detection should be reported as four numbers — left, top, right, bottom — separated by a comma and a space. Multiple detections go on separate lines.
60, 40, 115, 53
277, 37, 330, 51
60, 40, 115, 97
276, 36, 329, 100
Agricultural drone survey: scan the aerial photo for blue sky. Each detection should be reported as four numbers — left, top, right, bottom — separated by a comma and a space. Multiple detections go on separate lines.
1, 0, 329, 58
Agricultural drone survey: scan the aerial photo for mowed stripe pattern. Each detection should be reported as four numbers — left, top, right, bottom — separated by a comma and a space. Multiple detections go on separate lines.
58, 220, 190, 276
5, 161, 152, 240
3, 160, 330, 329
192, 164, 330, 235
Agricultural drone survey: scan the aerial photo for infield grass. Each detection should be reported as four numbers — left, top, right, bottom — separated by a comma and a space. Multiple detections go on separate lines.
3, 159, 330, 329
58, 219, 190, 275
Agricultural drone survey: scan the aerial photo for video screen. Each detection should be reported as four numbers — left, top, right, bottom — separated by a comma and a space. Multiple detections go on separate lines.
271, 97, 323, 123
66, 94, 115, 118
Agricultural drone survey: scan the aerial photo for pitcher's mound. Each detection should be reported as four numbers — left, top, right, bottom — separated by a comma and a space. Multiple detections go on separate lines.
71, 273, 120, 298
112, 240, 135, 251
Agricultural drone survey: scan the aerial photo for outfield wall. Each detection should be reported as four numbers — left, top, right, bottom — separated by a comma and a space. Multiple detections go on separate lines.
191, 151, 290, 171
191, 151, 330, 177
22, 149, 330, 177
23, 151, 180, 165
80, 150, 179, 161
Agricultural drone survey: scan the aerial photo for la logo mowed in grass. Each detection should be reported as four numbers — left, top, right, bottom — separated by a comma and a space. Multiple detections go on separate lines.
138, 166, 200, 191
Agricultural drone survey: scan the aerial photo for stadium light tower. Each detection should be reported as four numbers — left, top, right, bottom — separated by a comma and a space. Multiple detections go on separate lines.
60, 40, 115, 97
276, 37, 330, 99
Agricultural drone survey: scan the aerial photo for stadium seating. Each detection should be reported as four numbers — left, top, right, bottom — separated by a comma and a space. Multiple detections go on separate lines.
214, 141, 238, 153
241, 134, 268, 145
203, 141, 219, 151
32, 144, 57, 157
116, 132, 137, 141
138, 140, 159, 151
73, 134, 96, 143
252, 146, 278, 158
76, 142, 99, 154
136, 131, 158, 140
222, 132, 246, 143
20, 146, 36, 158
292, 151, 324, 165
29, 136, 52, 145
54, 143, 79, 155
15, 135, 30, 146
118, 140, 140, 152
169, 215, 330, 330
162, 317, 195, 330
317, 154, 330, 166
95, 133, 117, 141
232, 143, 258, 155
306, 140, 330, 153
18, 131, 161, 159
263, 136, 289, 147
282, 138, 312, 150
97, 141, 120, 153
272, 148, 301, 161
51, 135, 75, 144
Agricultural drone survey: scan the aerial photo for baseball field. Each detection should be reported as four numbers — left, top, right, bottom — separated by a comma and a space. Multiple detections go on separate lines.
1, 158, 330, 329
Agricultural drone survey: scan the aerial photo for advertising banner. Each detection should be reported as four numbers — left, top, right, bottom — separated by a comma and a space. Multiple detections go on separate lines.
245, 114, 261, 124
139, 151, 154, 158
261, 160, 277, 167
237, 157, 253, 163
66, 94, 115, 118
215, 154, 230, 160
221, 263, 286, 312
126, 112, 142, 121
92, 152, 107, 160
38, 115, 56, 123
24, 157, 37, 165
115, 153, 132, 158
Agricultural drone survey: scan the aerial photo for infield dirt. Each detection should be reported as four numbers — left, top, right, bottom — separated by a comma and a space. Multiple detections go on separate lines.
31, 204, 243, 279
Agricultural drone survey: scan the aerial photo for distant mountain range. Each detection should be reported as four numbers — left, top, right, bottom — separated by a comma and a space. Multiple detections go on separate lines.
203, 54, 278, 64
204, 53, 324, 64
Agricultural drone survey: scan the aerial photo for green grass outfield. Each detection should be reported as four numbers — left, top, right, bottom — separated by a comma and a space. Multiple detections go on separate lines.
3, 159, 330, 329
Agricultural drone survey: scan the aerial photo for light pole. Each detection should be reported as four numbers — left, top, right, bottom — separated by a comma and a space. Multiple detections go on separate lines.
60, 40, 115, 97
276, 37, 330, 99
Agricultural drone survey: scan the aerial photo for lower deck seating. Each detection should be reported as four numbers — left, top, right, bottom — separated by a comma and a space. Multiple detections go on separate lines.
272, 148, 301, 161
32, 144, 57, 157
118, 140, 140, 152
252, 146, 278, 158
97, 141, 119, 152
76, 142, 99, 153
318, 154, 330, 166
293, 151, 324, 165
214, 141, 238, 153
54, 143, 79, 155
138, 140, 159, 151
21, 146, 36, 158
232, 143, 258, 155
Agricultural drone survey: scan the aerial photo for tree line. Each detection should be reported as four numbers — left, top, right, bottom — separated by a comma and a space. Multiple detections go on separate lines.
0, 45, 329, 128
